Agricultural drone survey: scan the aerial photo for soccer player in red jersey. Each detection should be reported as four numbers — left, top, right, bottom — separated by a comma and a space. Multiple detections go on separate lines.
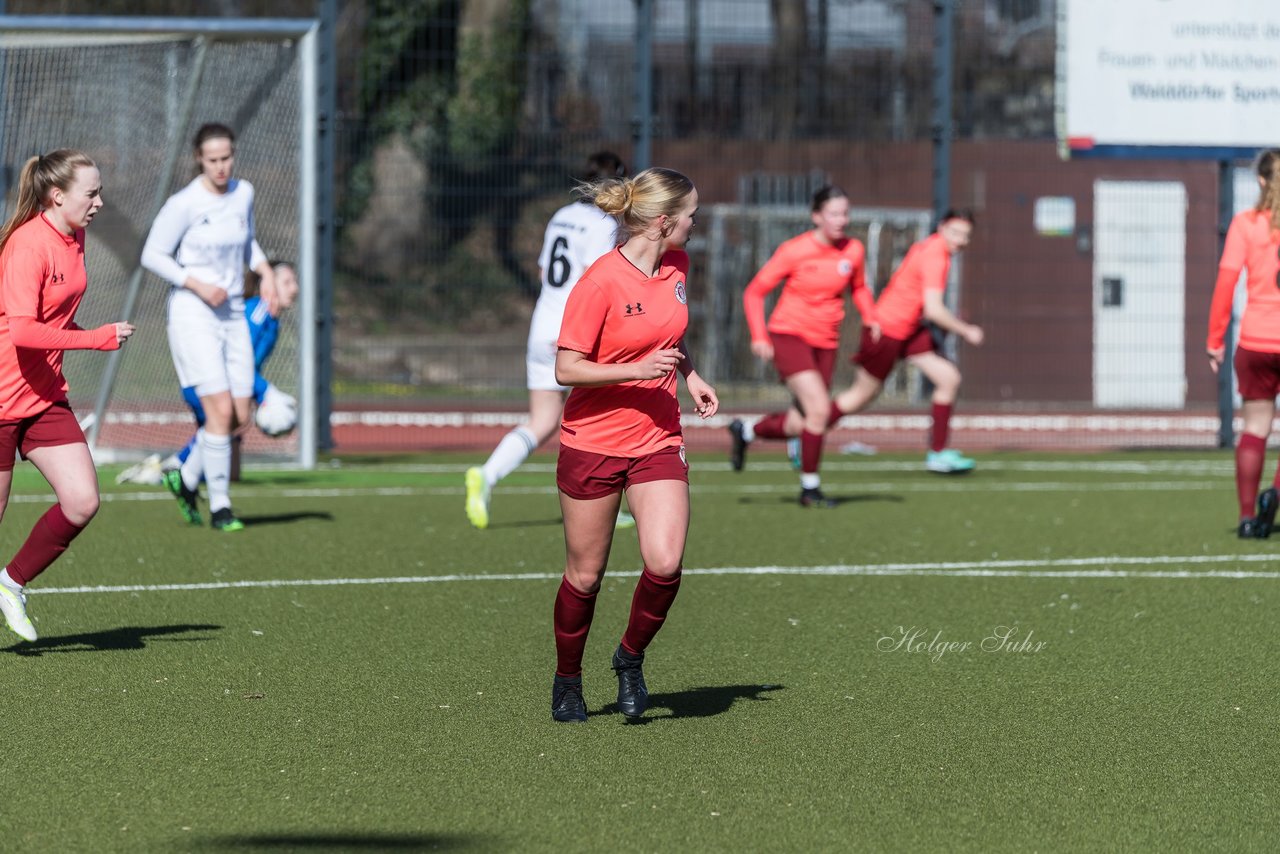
1207, 149, 1280, 538
826, 209, 984, 474
550, 167, 717, 722
728, 185, 877, 507
0, 150, 135, 642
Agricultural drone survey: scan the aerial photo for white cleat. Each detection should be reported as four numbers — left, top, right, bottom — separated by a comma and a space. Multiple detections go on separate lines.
115, 453, 165, 485
0, 585, 37, 642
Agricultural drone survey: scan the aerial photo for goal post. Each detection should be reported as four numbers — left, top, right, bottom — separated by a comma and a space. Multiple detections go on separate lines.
0, 15, 319, 469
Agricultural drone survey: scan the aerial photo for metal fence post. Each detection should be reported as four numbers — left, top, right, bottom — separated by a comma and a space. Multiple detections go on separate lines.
931, 0, 954, 228
633, 0, 653, 172
1217, 159, 1235, 449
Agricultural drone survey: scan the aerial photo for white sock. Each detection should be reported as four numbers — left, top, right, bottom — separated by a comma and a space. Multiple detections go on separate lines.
800, 473, 821, 490
741, 421, 756, 442
482, 426, 538, 486
180, 429, 205, 491
0, 568, 21, 594
202, 431, 234, 513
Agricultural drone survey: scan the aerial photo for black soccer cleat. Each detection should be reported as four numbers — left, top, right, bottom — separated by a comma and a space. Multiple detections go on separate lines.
728, 419, 747, 472
1255, 488, 1278, 539
210, 507, 245, 532
1238, 518, 1263, 539
799, 487, 836, 508
551, 675, 587, 723
611, 645, 648, 719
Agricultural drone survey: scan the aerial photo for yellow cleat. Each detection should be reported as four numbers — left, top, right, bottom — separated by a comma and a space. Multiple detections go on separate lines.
465, 467, 490, 530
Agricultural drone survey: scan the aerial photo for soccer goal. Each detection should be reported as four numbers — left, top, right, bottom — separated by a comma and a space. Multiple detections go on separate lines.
0, 15, 319, 468
691, 203, 937, 403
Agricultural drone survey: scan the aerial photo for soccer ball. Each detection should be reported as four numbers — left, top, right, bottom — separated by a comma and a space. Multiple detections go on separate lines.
255, 385, 298, 438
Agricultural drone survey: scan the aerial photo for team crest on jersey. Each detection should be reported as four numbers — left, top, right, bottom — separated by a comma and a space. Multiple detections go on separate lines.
838, 259, 853, 276
674, 280, 687, 304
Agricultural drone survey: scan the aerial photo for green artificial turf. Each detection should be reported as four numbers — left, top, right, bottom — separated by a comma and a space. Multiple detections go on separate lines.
3, 451, 1277, 852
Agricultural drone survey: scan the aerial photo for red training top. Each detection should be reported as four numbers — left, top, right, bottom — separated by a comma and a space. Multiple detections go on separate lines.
874, 232, 952, 340
742, 232, 874, 350
0, 213, 118, 421
1207, 209, 1280, 355
557, 248, 690, 457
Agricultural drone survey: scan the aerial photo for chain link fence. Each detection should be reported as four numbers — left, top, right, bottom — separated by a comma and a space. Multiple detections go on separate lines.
3, 1, 1232, 450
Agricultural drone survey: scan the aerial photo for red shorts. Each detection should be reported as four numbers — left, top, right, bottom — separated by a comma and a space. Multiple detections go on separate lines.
771, 332, 837, 385
556, 444, 688, 500
1234, 346, 1280, 400
853, 326, 937, 382
0, 401, 86, 471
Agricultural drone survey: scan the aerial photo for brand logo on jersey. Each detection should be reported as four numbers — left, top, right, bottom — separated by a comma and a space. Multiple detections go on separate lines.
838, 259, 853, 276
674, 280, 687, 304
49, 272, 65, 285
624, 302, 645, 316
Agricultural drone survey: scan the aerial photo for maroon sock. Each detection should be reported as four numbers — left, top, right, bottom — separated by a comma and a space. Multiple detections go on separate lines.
553, 577, 598, 678
827, 401, 844, 428
620, 567, 682, 656
930, 402, 953, 452
1238, 433, 1267, 519
800, 430, 824, 474
752, 412, 789, 440
6, 504, 85, 586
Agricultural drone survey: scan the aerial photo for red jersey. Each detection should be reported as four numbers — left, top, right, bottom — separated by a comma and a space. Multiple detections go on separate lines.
1207, 209, 1280, 354
742, 232, 874, 349
557, 248, 689, 457
875, 232, 952, 340
0, 213, 117, 420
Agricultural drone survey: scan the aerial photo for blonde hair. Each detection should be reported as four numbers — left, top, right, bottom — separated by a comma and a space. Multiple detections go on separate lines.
0, 149, 96, 255
1255, 149, 1280, 233
588, 167, 695, 244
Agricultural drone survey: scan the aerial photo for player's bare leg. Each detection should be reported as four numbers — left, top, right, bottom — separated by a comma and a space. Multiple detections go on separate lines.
551, 489, 623, 722
614, 478, 689, 718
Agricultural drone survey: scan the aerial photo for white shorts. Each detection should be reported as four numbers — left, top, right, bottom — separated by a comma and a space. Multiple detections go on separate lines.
526, 333, 567, 392
167, 289, 255, 398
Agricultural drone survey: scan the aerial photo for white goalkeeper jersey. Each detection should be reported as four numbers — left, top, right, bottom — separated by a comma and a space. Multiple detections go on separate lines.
529, 200, 617, 342
142, 176, 266, 314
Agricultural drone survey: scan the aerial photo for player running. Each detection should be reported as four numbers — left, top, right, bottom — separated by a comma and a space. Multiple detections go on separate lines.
466, 152, 635, 530
0, 150, 135, 641
1207, 148, 1280, 538
727, 185, 876, 506
549, 167, 717, 723
142, 122, 277, 532
824, 209, 983, 474
163, 259, 300, 474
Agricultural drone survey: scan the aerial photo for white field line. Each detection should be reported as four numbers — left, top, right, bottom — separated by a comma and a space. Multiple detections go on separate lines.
29, 553, 1280, 597
327, 410, 1235, 435
81, 480, 1224, 505
315, 459, 1236, 475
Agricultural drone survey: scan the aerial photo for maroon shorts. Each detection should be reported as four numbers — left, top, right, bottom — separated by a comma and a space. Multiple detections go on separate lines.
853, 326, 937, 382
556, 444, 688, 500
0, 401, 86, 471
771, 332, 837, 385
1235, 346, 1280, 400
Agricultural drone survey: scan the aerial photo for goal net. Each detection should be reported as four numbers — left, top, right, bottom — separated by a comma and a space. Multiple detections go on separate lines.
0, 17, 317, 467
689, 203, 937, 403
